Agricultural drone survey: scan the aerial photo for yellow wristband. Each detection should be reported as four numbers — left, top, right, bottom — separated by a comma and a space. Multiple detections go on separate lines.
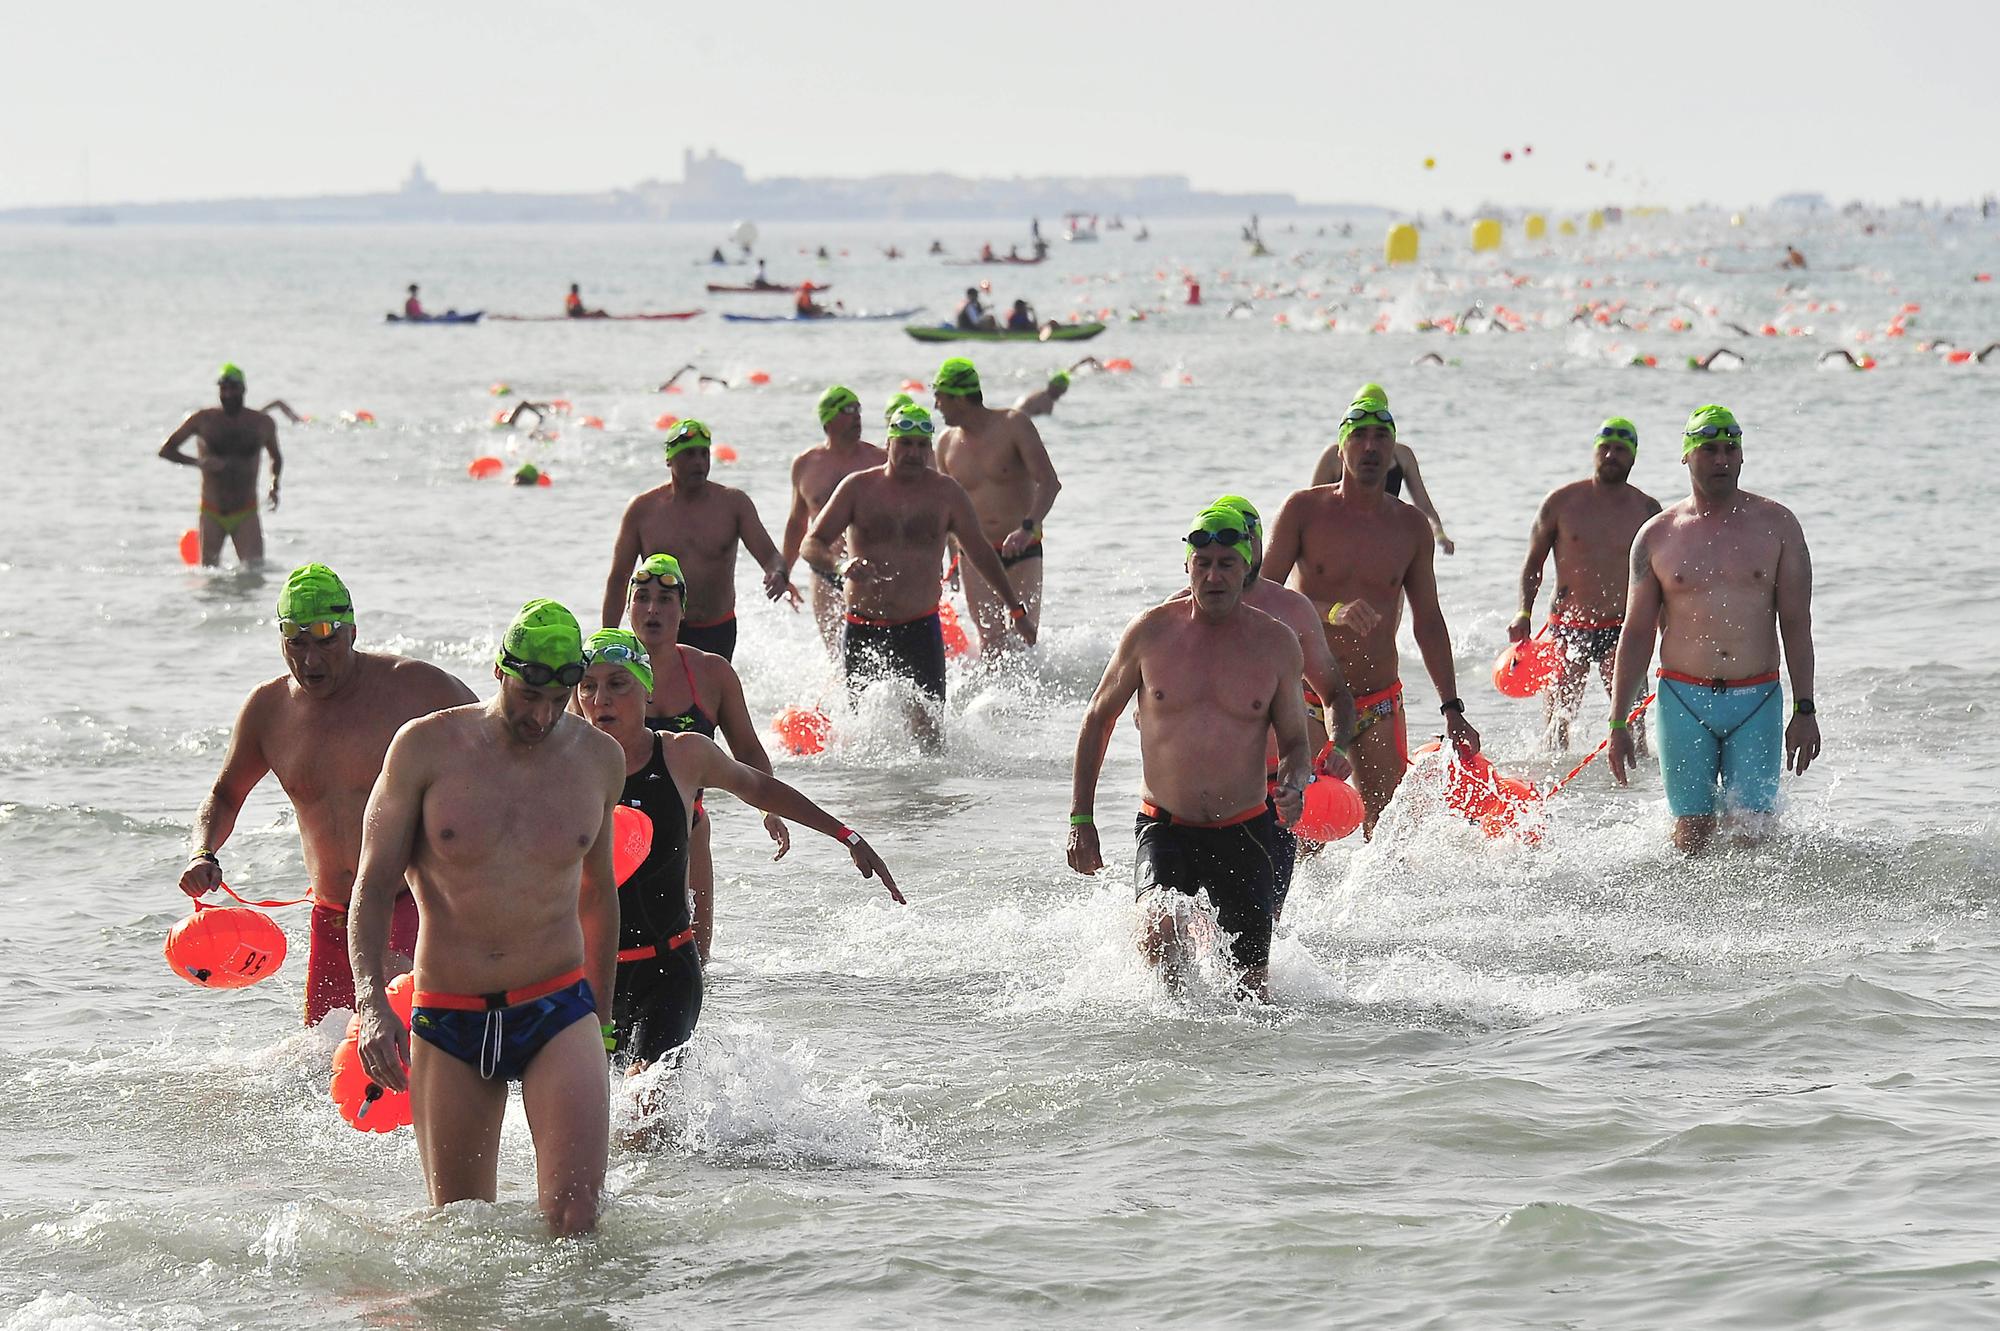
1325, 601, 1344, 627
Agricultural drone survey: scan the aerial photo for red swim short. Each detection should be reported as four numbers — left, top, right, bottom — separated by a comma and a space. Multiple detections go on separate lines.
306, 893, 418, 1028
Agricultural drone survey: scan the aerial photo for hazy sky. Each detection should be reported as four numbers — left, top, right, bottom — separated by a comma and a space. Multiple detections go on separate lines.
7, 0, 1995, 211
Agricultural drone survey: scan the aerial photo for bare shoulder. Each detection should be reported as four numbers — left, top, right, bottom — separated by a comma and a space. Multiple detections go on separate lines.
1239, 602, 1300, 652
1742, 490, 1802, 533
683, 644, 738, 689
377, 653, 476, 707
626, 483, 671, 515
567, 713, 626, 779
1254, 582, 1320, 636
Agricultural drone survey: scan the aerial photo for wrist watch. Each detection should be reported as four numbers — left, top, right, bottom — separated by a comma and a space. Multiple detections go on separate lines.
1794, 698, 1816, 715
1439, 698, 1465, 716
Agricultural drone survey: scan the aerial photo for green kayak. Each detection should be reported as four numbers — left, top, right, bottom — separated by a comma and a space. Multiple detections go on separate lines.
903, 322, 1106, 344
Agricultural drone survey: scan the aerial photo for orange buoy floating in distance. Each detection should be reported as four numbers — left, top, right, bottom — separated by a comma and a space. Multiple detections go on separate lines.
713, 444, 739, 463
164, 902, 287, 988
654, 413, 680, 431
467, 456, 505, 479
746, 370, 772, 386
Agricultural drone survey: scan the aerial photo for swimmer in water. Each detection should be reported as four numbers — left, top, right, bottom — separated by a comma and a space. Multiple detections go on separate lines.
803, 405, 1033, 749
934, 357, 1062, 652
1068, 506, 1311, 1000
1012, 370, 1072, 418
178, 565, 475, 1026
601, 419, 800, 658
1817, 350, 1876, 369
1782, 246, 1808, 270
1263, 385, 1481, 835
657, 364, 699, 393
1687, 348, 1747, 371
158, 363, 284, 567
574, 628, 899, 1075
623, 553, 791, 961
783, 387, 888, 657
1512, 419, 1662, 751
1608, 405, 1821, 853
351, 599, 621, 1236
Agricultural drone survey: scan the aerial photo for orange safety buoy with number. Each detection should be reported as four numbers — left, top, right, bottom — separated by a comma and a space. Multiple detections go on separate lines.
164, 903, 287, 988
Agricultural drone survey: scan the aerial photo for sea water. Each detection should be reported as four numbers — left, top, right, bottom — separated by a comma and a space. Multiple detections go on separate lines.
2, 211, 1997, 1328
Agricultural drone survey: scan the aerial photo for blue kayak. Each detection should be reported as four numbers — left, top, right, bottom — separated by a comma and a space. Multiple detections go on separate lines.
384, 310, 484, 325
721, 308, 920, 324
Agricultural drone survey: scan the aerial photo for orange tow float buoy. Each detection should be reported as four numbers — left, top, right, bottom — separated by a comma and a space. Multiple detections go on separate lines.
467, 456, 504, 479
713, 444, 739, 463
330, 972, 414, 1133
164, 902, 287, 988
774, 705, 832, 756
1492, 638, 1559, 698
178, 529, 201, 565
1293, 775, 1364, 843
581, 416, 605, 430
746, 370, 771, 386
613, 805, 653, 886
938, 601, 971, 658
654, 413, 680, 430
1412, 742, 1544, 840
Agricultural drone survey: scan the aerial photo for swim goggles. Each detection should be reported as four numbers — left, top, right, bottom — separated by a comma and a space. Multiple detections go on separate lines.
1596, 425, 1638, 443
278, 618, 348, 642
664, 420, 712, 446
1684, 423, 1743, 441
630, 569, 684, 590
1342, 406, 1395, 427
500, 653, 586, 687
1186, 527, 1249, 550
888, 414, 937, 437
583, 643, 651, 669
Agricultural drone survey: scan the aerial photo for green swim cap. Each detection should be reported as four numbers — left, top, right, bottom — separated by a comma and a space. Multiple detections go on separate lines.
583, 627, 654, 693
1184, 505, 1255, 568
1212, 493, 1262, 532
631, 552, 686, 593
1049, 370, 1071, 390
816, 385, 860, 427
217, 363, 245, 386
663, 418, 713, 460
1595, 417, 1639, 456
1355, 382, 1388, 404
276, 563, 354, 625
497, 599, 584, 681
1339, 390, 1396, 445
888, 405, 937, 440
933, 357, 981, 396
513, 462, 541, 484
1682, 403, 1742, 456
884, 391, 916, 424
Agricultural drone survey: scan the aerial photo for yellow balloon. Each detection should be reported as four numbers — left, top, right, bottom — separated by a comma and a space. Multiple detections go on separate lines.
1424, 157, 1437, 170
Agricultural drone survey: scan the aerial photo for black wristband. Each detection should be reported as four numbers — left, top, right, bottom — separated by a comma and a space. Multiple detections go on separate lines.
1794, 698, 1815, 715
1439, 698, 1465, 716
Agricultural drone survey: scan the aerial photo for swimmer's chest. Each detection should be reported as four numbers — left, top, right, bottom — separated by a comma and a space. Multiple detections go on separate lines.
1139, 639, 1274, 726
1299, 508, 1413, 590
1654, 523, 1781, 605
421, 763, 602, 868
641, 495, 738, 558
851, 491, 945, 548
203, 416, 263, 458
267, 708, 400, 807
940, 432, 1020, 487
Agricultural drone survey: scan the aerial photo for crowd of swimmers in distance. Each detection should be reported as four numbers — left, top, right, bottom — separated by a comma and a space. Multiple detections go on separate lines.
164, 351, 1819, 1233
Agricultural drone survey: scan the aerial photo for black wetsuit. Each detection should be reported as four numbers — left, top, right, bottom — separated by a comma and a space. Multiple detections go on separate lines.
612, 733, 703, 1065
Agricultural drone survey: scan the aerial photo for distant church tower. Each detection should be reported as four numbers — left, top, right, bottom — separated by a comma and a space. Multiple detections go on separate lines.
401, 161, 439, 196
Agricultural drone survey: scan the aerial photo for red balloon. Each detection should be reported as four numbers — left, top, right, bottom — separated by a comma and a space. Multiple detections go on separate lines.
164, 904, 287, 989
613, 804, 653, 885
1295, 776, 1365, 843
1492, 639, 1560, 698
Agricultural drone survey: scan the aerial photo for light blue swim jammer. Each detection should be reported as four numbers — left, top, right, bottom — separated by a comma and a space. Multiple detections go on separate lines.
1653, 669, 1784, 818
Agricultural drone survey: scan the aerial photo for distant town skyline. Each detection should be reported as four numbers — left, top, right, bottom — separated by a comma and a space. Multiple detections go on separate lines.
5, 0, 1994, 212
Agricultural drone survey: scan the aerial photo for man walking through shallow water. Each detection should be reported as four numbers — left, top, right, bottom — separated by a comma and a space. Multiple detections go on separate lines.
351, 599, 623, 1235
158, 363, 283, 567
1608, 405, 1820, 853
1068, 507, 1309, 1001
1513, 417, 1662, 749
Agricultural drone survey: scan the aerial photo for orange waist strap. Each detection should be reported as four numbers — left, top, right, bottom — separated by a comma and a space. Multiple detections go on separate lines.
1657, 668, 1781, 690
414, 964, 587, 1012
1139, 800, 1268, 828
845, 610, 938, 628
617, 929, 696, 964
